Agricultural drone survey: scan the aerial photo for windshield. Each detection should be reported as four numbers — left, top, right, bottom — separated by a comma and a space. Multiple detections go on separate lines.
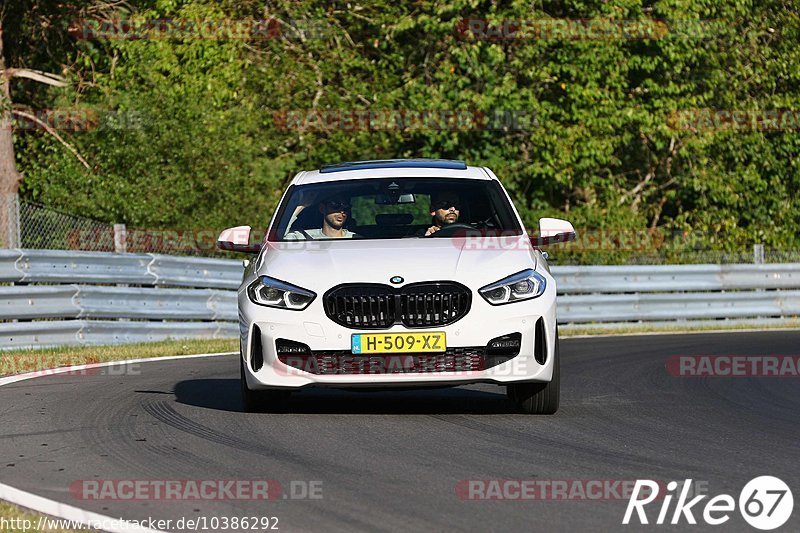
270, 178, 522, 241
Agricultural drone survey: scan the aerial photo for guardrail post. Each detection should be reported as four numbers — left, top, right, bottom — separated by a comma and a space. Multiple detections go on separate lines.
753, 244, 764, 264
114, 224, 127, 253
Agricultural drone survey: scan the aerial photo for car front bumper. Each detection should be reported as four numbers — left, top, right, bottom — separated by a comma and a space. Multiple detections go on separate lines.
239, 291, 557, 390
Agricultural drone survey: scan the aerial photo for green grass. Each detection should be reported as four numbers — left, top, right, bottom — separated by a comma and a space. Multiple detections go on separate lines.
561, 320, 800, 337
0, 338, 237, 378
0, 501, 83, 532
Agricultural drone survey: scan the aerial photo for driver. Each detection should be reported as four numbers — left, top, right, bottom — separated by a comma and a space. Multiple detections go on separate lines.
424, 191, 462, 236
285, 194, 357, 240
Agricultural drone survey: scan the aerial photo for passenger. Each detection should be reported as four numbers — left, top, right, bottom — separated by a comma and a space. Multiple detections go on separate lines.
284, 193, 357, 240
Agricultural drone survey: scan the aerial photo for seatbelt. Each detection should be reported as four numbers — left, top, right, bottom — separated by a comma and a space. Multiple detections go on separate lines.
299, 229, 314, 240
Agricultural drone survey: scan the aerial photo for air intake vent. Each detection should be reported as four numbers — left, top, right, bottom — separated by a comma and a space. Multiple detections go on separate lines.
250, 325, 264, 372
278, 347, 486, 375
534, 318, 547, 365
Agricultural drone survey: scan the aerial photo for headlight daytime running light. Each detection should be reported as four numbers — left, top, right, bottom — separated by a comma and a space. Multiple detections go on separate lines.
479, 269, 546, 305
248, 276, 316, 310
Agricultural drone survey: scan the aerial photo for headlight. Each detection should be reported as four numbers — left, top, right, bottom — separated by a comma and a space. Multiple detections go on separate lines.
479, 269, 546, 305
248, 276, 316, 310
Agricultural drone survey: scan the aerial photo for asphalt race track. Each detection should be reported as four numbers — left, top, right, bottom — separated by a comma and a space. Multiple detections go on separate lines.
1, 331, 799, 532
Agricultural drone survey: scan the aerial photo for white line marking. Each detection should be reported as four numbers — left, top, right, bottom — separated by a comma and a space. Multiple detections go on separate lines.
0, 350, 235, 532
562, 328, 800, 339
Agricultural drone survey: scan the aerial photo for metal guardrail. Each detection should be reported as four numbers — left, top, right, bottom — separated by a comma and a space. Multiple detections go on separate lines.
0, 285, 236, 321
0, 320, 238, 348
0, 249, 241, 288
554, 263, 800, 293
0, 249, 241, 349
1, 249, 799, 349
558, 291, 800, 323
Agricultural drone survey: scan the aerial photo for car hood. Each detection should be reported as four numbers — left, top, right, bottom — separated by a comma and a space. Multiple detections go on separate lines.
255, 236, 537, 293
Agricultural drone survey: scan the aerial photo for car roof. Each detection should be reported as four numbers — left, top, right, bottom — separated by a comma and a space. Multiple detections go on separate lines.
291, 159, 494, 185
320, 159, 467, 173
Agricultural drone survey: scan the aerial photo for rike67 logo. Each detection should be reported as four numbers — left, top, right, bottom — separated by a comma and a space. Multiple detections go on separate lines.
624, 477, 793, 530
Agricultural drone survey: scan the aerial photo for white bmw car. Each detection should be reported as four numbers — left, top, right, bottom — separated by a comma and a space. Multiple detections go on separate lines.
218, 159, 575, 414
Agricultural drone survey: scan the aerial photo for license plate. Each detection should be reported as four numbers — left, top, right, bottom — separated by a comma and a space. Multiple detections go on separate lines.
351, 332, 446, 354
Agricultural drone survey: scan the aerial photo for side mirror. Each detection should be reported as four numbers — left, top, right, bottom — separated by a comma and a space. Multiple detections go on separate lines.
531, 217, 576, 246
217, 226, 262, 253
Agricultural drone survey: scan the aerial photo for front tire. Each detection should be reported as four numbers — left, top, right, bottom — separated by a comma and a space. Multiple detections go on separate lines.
240, 357, 291, 413
507, 331, 560, 414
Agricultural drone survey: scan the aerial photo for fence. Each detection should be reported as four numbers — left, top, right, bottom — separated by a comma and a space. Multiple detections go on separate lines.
1, 249, 800, 349
2, 198, 220, 255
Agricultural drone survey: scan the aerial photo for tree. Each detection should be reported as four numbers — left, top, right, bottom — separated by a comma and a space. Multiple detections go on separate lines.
0, 18, 26, 246
6, 0, 800, 261
0, 4, 79, 246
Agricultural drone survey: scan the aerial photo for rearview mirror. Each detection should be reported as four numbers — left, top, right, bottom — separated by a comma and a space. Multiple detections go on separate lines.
531, 218, 576, 246
375, 193, 416, 205
217, 226, 262, 253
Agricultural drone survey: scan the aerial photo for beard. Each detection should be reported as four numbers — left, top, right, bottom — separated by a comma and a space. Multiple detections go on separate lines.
325, 214, 346, 230
438, 212, 458, 225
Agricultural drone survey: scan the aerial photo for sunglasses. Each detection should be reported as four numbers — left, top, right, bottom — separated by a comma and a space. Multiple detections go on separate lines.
432, 200, 462, 211
325, 201, 351, 211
